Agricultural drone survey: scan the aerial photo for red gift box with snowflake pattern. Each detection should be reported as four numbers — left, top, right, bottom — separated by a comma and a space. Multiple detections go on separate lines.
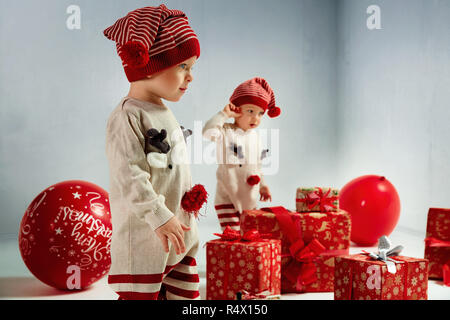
424, 208, 450, 280
334, 254, 428, 300
205, 238, 281, 300
240, 207, 350, 292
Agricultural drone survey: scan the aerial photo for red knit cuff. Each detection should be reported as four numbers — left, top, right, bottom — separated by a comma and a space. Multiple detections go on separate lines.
231, 95, 268, 112
124, 38, 201, 82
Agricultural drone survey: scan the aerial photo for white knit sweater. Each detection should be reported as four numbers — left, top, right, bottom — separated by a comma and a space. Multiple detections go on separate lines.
105, 97, 198, 279
202, 111, 266, 213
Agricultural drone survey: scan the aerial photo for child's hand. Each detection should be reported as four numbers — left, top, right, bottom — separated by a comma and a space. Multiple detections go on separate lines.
223, 103, 241, 118
155, 216, 191, 255
259, 185, 272, 202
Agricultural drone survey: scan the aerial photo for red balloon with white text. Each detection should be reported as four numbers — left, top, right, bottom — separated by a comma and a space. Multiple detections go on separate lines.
339, 175, 401, 246
18, 180, 112, 290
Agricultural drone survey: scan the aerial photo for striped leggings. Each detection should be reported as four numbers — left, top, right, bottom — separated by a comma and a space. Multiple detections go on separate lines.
108, 256, 200, 300
215, 203, 241, 231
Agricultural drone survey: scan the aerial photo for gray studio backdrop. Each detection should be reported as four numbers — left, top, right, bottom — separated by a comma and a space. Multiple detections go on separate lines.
1, 0, 449, 243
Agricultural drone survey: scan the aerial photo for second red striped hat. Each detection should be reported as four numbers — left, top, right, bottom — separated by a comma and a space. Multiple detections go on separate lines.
103, 4, 200, 82
230, 77, 281, 118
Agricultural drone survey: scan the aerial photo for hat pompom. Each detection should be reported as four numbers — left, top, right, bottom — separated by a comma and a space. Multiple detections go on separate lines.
119, 41, 149, 68
268, 106, 281, 118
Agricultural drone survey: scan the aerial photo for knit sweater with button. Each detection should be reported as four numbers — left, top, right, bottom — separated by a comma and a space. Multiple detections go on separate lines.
105, 97, 198, 278
202, 111, 266, 213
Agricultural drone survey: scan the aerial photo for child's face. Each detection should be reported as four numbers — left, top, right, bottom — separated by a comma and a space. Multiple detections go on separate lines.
234, 104, 265, 131
146, 56, 197, 102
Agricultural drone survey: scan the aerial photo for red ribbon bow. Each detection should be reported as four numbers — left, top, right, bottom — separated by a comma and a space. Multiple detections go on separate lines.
261, 206, 326, 291
296, 187, 338, 212
285, 238, 325, 291
289, 238, 326, 262
213, 226, 268, 242
284, 240, 326, 291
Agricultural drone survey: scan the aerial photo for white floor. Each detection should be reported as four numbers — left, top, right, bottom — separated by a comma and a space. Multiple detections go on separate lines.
0, 225, 448, 300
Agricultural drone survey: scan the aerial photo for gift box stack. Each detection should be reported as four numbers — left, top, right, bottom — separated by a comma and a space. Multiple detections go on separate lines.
205, 227, 282, 300
240, 187, 351, 293
424, 208, 450, 284
334, 236, 429, 300
205, 184, 446, 299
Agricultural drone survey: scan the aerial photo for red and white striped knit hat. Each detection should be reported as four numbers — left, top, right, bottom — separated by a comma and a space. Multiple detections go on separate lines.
103, 4, 200, 82
229, 77, 281, 118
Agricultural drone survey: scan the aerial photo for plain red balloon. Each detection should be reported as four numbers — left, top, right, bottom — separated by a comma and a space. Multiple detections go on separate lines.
18, 180, 112, 290
339, 175, 401, 246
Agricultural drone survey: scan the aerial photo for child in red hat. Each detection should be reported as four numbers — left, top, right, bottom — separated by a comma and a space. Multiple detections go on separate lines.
203, 77, 280, 231
104, 4, 205, 300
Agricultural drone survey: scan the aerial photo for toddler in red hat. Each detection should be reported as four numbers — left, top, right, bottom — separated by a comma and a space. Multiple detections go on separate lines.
202, 77, 280, 231
103, 4, 205, 300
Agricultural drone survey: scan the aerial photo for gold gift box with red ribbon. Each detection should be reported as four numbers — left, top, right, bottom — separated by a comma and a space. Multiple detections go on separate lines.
240, 206, 351, 292
205, 228, 281, 300
296, 187, 339, 212
334, 254, 428, 300
424, 207, 450, 282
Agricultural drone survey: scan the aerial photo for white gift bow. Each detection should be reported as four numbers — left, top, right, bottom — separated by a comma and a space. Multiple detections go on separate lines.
367, 236, 404, 274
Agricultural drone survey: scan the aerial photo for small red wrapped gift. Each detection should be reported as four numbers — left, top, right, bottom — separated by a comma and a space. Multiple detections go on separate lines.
241, 206, 350, 292
296, 187, 339, 212
424, 208, 450, 285
334, 236, 429, 300
206, 227, 281, 300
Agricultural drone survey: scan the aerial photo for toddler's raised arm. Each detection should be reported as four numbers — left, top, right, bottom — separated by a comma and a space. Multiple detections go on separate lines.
202, 104, 240, 142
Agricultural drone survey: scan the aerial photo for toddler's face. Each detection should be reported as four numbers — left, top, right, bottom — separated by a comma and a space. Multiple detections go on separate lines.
235, 104, 265, 131
146, 56, 197, 102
